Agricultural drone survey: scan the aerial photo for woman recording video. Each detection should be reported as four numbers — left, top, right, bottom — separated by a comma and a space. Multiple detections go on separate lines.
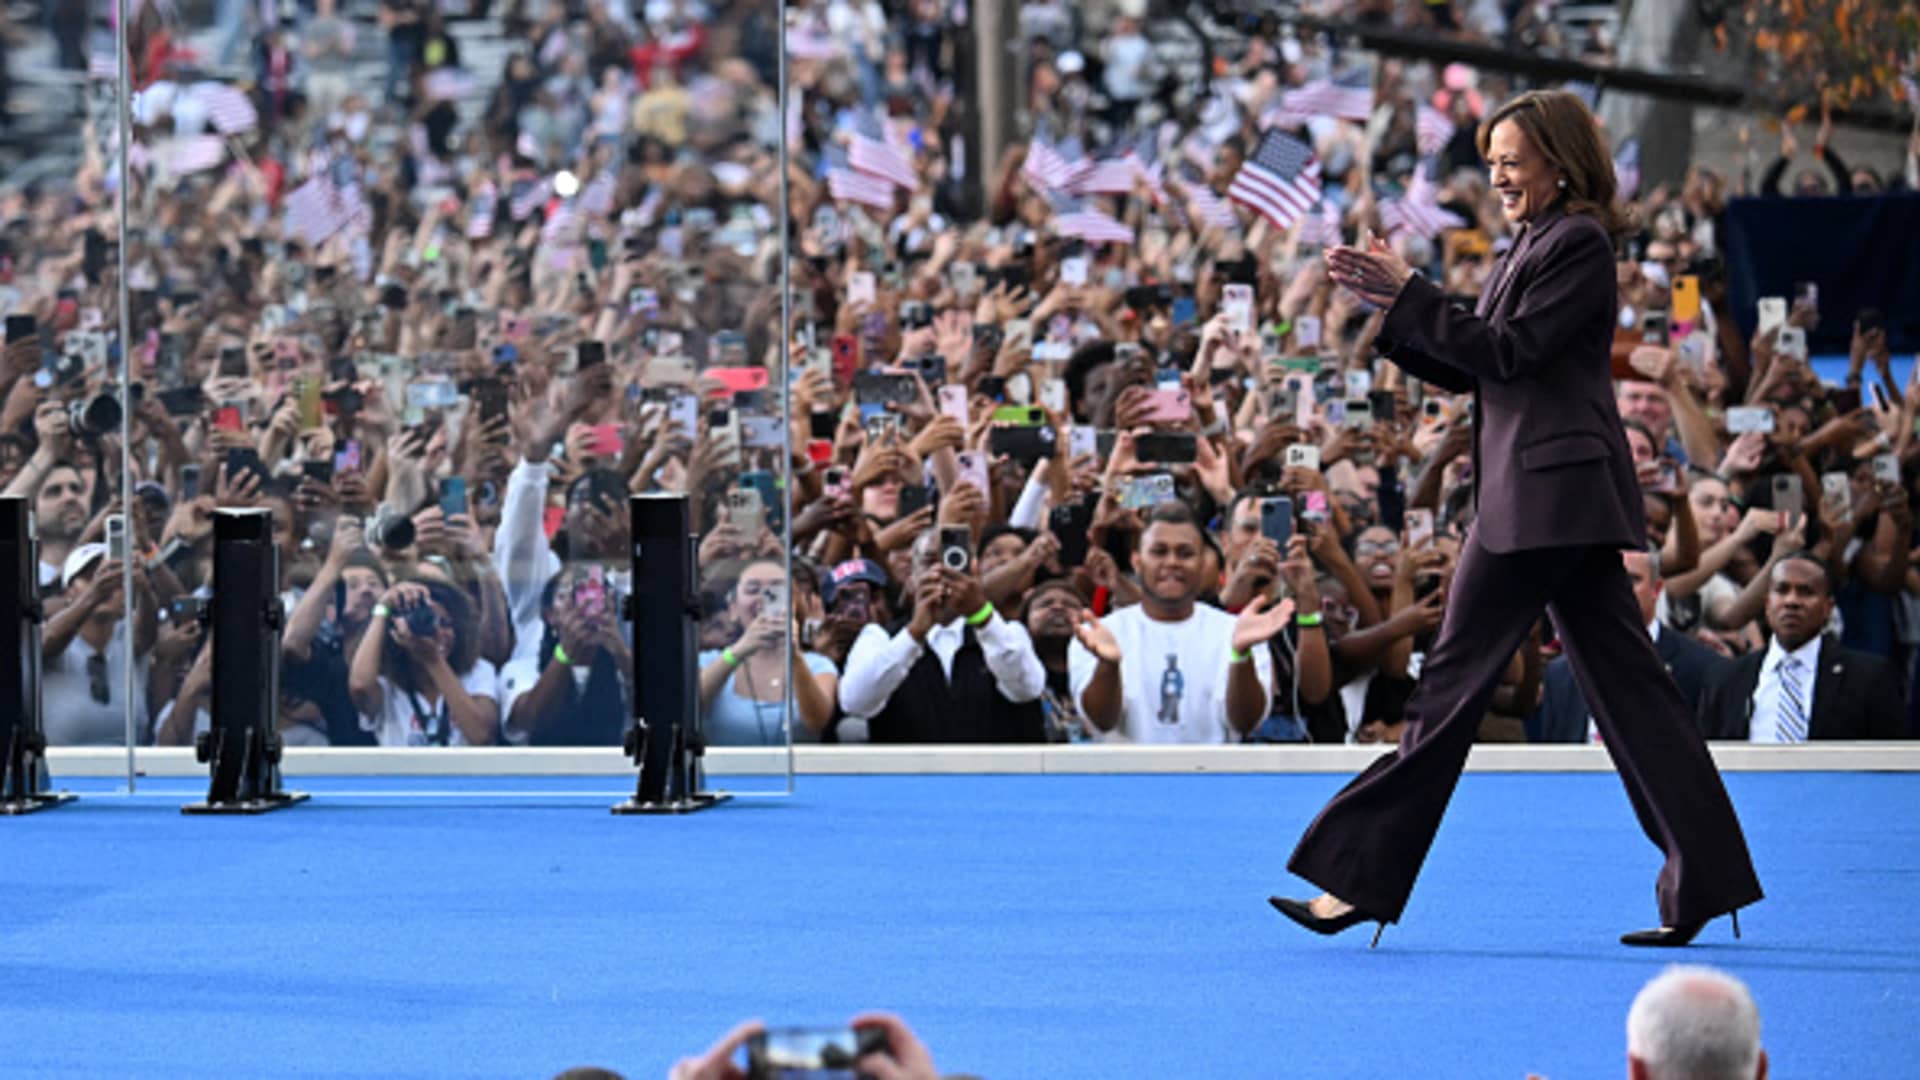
698, 558, 839, 745
496, 564, 633, 746
347, 576, 500, 746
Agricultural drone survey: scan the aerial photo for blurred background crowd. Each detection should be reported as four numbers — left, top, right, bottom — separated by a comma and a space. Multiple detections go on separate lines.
0, 0, 1916, 751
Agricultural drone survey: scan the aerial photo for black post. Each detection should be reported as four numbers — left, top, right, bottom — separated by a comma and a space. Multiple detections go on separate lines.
183, 508, 308, 814
0, 496, 74, 814
614, 493, 729, 814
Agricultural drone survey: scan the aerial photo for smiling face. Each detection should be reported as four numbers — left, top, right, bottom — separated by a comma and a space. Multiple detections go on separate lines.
1487, 120, 1562, 226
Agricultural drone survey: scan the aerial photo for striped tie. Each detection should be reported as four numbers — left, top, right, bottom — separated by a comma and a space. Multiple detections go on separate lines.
1775, 656, 1809, 743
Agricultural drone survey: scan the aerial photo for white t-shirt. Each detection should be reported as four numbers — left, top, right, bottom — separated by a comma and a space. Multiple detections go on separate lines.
360, 660, 500, 747
1068, 603, 1274, 744
42, 624, 150, 746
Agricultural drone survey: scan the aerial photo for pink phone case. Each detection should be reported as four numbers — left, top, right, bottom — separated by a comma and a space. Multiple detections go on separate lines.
1138, 389, 1191, 424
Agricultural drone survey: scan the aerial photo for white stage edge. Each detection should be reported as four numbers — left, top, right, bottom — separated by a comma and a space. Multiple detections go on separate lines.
41, 743, 1920, 777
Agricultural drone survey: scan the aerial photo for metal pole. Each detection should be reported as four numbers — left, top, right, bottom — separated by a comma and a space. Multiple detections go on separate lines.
777, 0, 795, 795
116, 0, 136, 794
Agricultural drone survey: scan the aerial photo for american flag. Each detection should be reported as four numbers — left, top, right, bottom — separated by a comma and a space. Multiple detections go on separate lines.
163, 135, 227, 175
509, 178, 551, 221
1134, 131, 1168, 205
850, 117, 918, 189
578, 171, 618, 217
467, 184, 497, 240
284, 176, 356, 245
1052, 198, 1134, 245
1023, 133, 1091, 194
198, 83, 258, 136
1179, 165, 1237, 230
1613, 138, 1641, 200
1379, 168, 1465, 240
1296, 199, 1343, 248
1076, 144, 1141, 196
826, 148, 896, 210
1415, 104, 1455, 156
1279, 68, 1375, 123
1228, 130, 1322, 230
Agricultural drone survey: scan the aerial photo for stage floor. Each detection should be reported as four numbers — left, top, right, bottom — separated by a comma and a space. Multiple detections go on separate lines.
3, 772, 1915, 1078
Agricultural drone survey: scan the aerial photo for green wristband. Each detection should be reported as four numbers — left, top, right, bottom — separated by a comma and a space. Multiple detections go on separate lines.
372, 604, 392, 619
721, 647, 741, 667
1295, 612, 1325, 628
1229, 645, 1252, 664
553, 643, 572, 666
966, 602, 995, 627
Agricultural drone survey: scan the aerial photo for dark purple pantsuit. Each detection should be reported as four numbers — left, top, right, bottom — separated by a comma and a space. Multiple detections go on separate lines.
1287, 203, 1763, 926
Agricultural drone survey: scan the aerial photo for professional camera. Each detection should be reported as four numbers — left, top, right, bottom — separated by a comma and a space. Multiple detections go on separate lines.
402, 605, 439, 638
68, 393, 122, 437
367, 505, 415, 550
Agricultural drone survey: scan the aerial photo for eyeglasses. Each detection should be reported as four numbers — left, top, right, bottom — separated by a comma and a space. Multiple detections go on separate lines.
86, 652, 110, 705
1354, 540, 1399, 556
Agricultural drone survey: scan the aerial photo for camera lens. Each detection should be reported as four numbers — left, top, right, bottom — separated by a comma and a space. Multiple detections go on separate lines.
403, 606, 439, 637
68, 393, 122, 436
942, 547, 968, 571
369, 508, 416, 550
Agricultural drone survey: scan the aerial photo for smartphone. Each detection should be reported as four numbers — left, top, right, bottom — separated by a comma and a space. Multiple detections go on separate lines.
213, 404, 245, 433
1051, 500, 1093, 568
1005, 372, 1033, 406
1259, 496, 1294, 547
1040, 378, 1069, 415
1138, 389, 1192, 425
1367, 388, 1396, 424
824, 467, 852, 500
740, 416, 785, 450
1775, 326, 1807, 360
1222, 283, 1254, 334
1134, 431, 1198, 464
1342, 368, 1372, 400
956, 450, 990, 494
987, 424, 1058, 462
1771, 473, 1804, 521
1119, 473, 1175, 510
991, 405, 1047, 427
1793, 281, 1818, 309
830, 334, 860, 383
105, 515, 128, 563
746, 1027, 887, 1079
727, 488, 765, 537
911, 352, 946, 386
1343, 399, 1374, 430
1069, 425, 1098, 460
710, 366, 771, 394
1060, 255, 1089, 287
438, 477, 468, 518
334, 439, 363, 474
180, 464, 202, 501
4, 314, 35, 343
853, 371, 918, 407
156, 386, 206, 417
848, 271, 876, 305
303, 459, 334, 485
1405, 507, 1435, 549
471, 378, 510, 425
1725, 406, 1775, 435
1640, 311, 1670, 347
939, 525, 973, 572
1756, 297, 1787, 337
1873, 453, 1902, 485
1284, 443, 1321, 471
296, 378, 324, 430
1820, 472, 1853, 524
218, 346, 248, 378
572, 566, 610, 623
589, 423, 624, 457
897, 482, 935, 517
1670, 275, 1701, 323
937, 384, 970, 426
576, 340, 606, 370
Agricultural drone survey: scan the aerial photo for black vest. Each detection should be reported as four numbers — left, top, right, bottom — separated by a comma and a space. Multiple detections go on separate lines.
868, 621, 1046, 743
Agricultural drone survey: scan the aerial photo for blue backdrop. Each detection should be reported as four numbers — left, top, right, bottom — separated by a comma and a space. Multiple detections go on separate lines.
1723, 195, 1920, 355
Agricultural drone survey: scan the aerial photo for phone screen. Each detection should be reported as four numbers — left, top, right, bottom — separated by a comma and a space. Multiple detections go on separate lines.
439, 477, 468, 517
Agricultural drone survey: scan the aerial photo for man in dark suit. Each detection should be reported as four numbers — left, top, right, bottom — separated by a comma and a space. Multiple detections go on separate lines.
1697, 553, 1906, 741
1532, 546, 1730, 742
1275, 90, 1761, 948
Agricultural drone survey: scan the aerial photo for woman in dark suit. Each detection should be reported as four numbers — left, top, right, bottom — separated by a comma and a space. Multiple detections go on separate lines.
1270, 91, 1763, 947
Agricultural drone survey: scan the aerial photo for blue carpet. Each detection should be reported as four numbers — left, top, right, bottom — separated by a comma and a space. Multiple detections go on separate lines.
2, 773, 1916, 1079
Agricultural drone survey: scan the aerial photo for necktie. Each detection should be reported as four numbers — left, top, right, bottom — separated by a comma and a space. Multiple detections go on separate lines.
1775, 656, 1809, 743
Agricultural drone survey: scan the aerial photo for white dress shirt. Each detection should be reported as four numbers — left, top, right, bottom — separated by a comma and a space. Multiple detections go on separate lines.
493, 457, 563, 664
1748, 634, 1823, 743
837, 613, 1046, 721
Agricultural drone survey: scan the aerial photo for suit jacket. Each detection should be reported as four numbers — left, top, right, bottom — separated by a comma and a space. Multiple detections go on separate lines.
1379, 201, 1645, 554
1696, 634, 1908, 740
1530, 628, 1731, 743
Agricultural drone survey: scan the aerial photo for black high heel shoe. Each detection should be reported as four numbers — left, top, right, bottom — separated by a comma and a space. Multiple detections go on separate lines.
1620, 909, 1743, 948
1269, 896, 1388, 948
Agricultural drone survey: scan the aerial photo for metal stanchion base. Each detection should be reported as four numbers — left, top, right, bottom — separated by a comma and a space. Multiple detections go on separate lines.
0, 790, 77, 815
611, 792, 732, 815
182, 790, 310, 816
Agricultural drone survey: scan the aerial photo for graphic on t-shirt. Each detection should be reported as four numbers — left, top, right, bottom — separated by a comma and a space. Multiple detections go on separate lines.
1157, 654, 1185, 726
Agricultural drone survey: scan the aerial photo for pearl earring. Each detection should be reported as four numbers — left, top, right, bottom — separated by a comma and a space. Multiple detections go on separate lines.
1557, 177, 1568, 189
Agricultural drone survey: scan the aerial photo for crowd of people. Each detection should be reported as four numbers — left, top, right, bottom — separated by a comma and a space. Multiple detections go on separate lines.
0, 0, 1916, 751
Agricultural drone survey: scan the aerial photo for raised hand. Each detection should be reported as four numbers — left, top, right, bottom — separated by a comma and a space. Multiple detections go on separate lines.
1074, 609, 1122, 664
1231, 594, 1297, 654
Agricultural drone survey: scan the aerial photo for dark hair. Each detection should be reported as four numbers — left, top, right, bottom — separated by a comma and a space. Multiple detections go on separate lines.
1772, 550, 1838, 599
1136, 500, 1200, 549
1064, 341, 1117, 408
383, 578, 479, 685
978, 523, 1036, 555
1477, 90, 1630, 239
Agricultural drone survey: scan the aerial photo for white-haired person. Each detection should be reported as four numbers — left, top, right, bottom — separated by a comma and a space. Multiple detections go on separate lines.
1627, 964, 1767, 1080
